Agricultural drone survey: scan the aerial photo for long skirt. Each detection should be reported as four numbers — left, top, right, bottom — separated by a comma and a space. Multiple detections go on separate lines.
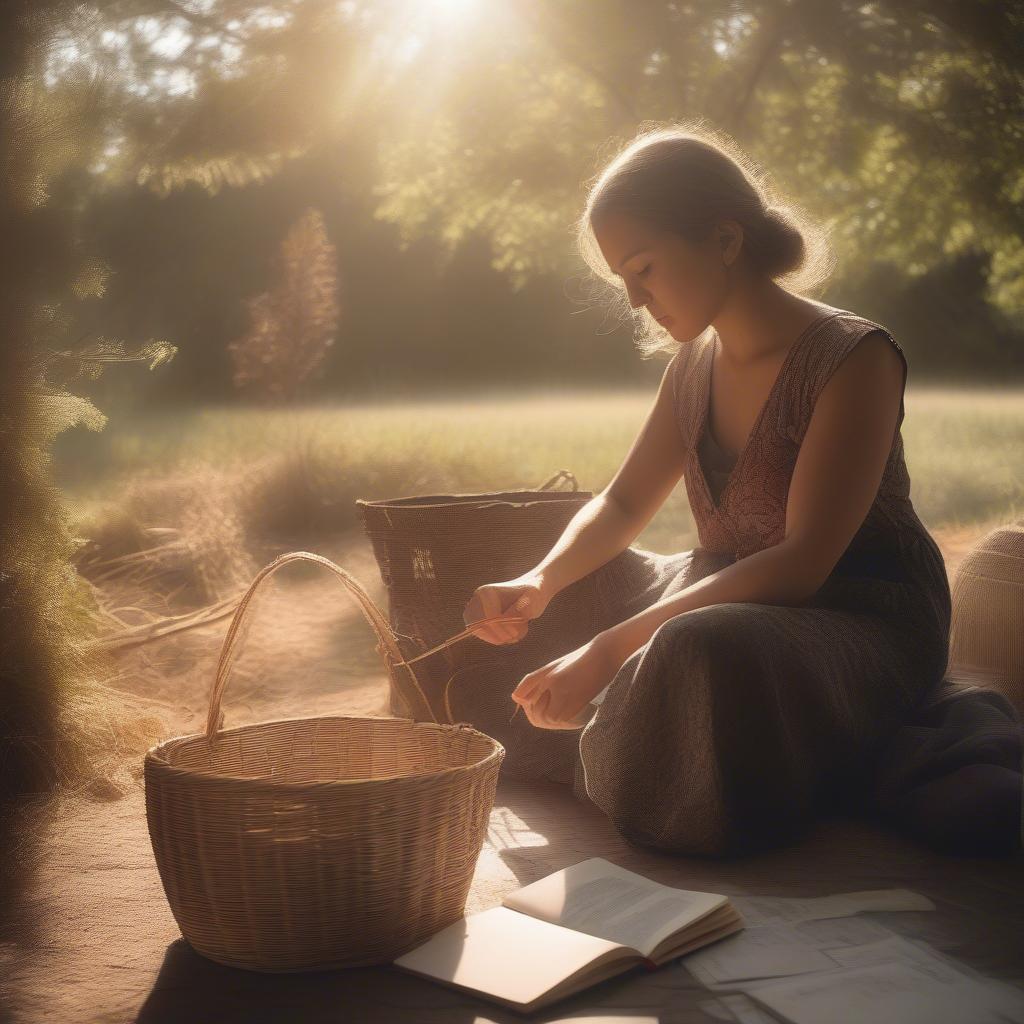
568, 544, 971, 858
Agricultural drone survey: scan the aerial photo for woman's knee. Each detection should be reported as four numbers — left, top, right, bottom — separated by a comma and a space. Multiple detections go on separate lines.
646, 601, 746, 659
640, 602, 757, 696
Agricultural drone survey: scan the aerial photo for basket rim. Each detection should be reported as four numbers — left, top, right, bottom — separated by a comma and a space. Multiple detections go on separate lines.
355, 490, 592, 510
143, 713, 505, 788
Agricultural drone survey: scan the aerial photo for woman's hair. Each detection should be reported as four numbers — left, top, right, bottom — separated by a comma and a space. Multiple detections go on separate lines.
575, 119, 837, 358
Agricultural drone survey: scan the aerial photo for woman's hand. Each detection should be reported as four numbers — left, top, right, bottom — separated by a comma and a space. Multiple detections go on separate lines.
463, 573, 553, 644
511, 635, 622, 730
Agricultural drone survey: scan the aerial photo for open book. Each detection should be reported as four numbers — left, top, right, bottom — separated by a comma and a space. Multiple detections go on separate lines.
392, 856, 744, 1014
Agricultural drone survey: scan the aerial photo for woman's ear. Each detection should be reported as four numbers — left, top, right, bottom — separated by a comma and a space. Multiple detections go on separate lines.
717, 219, 743, 267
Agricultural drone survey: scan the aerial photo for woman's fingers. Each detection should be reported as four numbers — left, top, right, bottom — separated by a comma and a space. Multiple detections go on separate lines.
523, 686, 550, 726
500, 599, 530, 642
520, 688, 542, 726
464, 583, 538, 646
506, 596, 533, 643
545, 692, 564, 723
513, 671, 542, 705
522, 690, 576, 730
478, 591, 514, 644
477, 591, 518, 644
474, 590, 500, 643
463, 592, 490, 641
534, 689, 556, 727
503, 615, 528, 644
499, 616, 520, 644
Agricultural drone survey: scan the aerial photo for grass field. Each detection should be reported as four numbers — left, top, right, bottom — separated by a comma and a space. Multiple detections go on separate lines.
42, 383, 1024, 801
57, 385, 1024, 555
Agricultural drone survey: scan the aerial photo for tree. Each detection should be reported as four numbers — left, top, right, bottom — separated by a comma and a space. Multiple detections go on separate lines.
45, 1, 1024, 327
228, 206, 340, 402
0, 1, 175, 839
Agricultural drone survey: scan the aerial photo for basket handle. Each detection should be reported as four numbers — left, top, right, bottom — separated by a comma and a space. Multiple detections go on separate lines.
204, 550, 528, 741
536, 469, 579, 492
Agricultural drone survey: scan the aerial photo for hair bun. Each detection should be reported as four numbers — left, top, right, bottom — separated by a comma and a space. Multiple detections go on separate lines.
759, 204, 803, 277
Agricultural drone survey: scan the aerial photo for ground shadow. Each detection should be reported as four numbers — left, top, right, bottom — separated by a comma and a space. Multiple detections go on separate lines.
135, 931, 687, 1024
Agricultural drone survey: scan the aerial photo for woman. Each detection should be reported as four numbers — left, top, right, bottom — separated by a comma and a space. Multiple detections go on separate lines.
462, 124, 1011, 857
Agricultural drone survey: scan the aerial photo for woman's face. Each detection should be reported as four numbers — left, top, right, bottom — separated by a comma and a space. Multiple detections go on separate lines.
592, 209, 734, 342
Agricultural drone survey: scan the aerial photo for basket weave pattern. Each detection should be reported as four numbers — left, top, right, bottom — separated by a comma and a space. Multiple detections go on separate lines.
950, 520, 1024, 718
144, 551, 505, 972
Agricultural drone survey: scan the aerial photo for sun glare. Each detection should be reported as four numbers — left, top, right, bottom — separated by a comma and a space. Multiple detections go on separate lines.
387, 0, 485, 69
426, 0, 481, 18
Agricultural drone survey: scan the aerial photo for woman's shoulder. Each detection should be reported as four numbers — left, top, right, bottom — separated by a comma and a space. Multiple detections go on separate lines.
791, 307, 907, 416
817, 305, 904, 355
790, 306, 905, 391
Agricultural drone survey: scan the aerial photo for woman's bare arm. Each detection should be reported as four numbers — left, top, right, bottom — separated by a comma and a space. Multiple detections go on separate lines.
595, 330, 905, 664
531, 351, 688, 597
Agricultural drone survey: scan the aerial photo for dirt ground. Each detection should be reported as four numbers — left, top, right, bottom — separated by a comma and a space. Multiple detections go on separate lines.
2, 522, 1021, 1024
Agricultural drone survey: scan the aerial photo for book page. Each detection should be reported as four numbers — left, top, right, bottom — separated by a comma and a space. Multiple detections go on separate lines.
392, 904, 638, 1010
654, 910, 746, 963
501, 857, 727, 958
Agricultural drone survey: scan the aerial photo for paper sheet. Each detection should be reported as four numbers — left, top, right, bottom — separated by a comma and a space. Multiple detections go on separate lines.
700, 994, 780, 1023
690, 906, 1024, 1024
826, 934, 953, 971
699, 997, 737, 1022
742, 957, 1024, 1024
683, 917, 896, 986
685, 925, 840, 986
731, 888, 934, 927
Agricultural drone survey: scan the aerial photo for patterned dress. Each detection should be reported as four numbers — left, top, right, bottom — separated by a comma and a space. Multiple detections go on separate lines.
571, 305, 955, 857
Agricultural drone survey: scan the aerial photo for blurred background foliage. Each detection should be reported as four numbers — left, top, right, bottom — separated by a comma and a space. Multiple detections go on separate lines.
31, 0, 1024, 418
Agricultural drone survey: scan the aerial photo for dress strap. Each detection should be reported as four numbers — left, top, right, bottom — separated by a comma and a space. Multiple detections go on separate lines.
670, 330, 715, 449
777, 313, 908, 447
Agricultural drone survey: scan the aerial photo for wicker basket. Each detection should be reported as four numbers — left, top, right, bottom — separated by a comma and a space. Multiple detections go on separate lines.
949, 519, 1024, 719
144, 551, 505, 972
355, 469, 673, 785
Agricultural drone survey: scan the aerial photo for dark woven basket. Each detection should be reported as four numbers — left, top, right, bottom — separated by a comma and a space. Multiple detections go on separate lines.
356, 471, 666, 784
